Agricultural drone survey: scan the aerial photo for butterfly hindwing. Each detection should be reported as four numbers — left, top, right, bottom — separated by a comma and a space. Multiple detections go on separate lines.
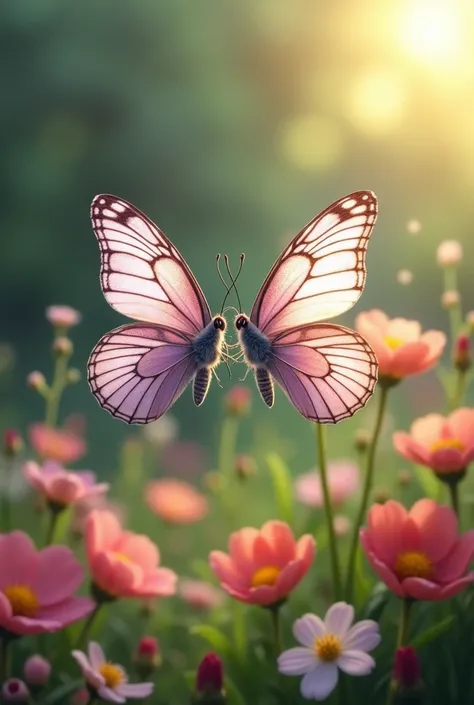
267, 324, 378, 423
250, 191, 377, 338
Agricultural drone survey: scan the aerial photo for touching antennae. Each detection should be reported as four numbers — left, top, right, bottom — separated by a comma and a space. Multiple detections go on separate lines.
221, 253, 244, 313
216, 254, 232, 315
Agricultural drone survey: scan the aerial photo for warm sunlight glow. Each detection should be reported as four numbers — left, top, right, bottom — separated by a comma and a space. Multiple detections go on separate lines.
279, 115, 343, 171
398, 1, 462, 63
348, 71, 406, 136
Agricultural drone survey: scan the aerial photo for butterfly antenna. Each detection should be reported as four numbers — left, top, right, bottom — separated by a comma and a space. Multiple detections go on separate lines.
216, 255, 232, 315
223, 253, 245, 313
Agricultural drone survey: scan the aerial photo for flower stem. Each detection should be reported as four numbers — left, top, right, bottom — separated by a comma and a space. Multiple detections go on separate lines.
1, 460, 13, 532
314, 423, 342, 601
269, 604, 283, 655
75, 603, 103, 649
45, 353, 69, 428
443, 267, 463, 345
386, 599, 413, 705
451, 369, 467, 410
45, 508, 61, 546
346, 385, 389, 602
217, 416, 238, 528
0, 637, 11, 682
448, 482, 460, 518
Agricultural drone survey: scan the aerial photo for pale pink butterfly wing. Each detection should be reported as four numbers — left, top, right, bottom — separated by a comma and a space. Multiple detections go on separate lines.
88, 195, 213, 423
88, 324, 197, 423
250, 191, 377, 338
267, 324, 378, 423
91, 194, 211, 335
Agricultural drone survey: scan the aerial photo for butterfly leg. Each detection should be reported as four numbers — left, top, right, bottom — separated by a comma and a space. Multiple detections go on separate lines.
193, 367, 212, 406
255, 367, 274, 407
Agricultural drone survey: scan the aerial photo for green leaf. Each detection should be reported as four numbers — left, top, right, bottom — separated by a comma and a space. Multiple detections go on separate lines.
41, 680, 83, 705
363, 582, 390, 622
225, 675, 247, 705
191, 558, 215, 582
190, 624, 232, 656
410, 615, 454, 649
413, 465, 442, 501
266, 453, 294, 524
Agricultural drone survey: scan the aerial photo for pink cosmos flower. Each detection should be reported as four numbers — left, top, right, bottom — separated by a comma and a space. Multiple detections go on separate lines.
0, 531, 93, 636
71, 496, 126, 538
85, 510, 177, 599
145, 479, 208, 524
23, 461, 108, 508
72, 641, 153, 703
393, 409, 474, 476
225, 385, 252, 416
46, 305, 81, 329
209, 520, 315, 606
355, 310, 446, 381
360, 499, 474, 600
29, 423, 86, 464
295, 461, 359, 508
179, 579, 225, 610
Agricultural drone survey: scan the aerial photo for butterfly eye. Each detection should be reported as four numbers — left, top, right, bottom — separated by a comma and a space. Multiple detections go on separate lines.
214, 316, 226, 331
236, 316, 248, 330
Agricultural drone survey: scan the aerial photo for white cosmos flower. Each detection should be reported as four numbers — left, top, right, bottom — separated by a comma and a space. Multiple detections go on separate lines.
277, 602, 380, 701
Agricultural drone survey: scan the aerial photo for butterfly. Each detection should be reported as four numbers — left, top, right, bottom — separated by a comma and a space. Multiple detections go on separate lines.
87, 195, 227, 424
235, 191, 379, 423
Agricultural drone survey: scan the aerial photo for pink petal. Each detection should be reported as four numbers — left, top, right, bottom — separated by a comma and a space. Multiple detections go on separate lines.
71, 650, 92, 674
117, 683, 154, 698
293, 614, 325, 646
410, 415, 445, 446
0, 532, 38, 590
275, 561, 306, 599
338, 651, 375, 676
366, 501, 407, 565
360, 535, 405, 597
278, 647, 316, 675
115, 534, 159, 571
4, 614, 62, 635
295, 534, 316, 567
402, 577, 446, 600
91, 553, 142, 597
448, 408, 474, 448
97, 686, 125, 703
392, 433, 432, 466
138, 568, 177, 597
208, 552, 248, 590
435, 532, 474, 581
86, 511, 122, 557
324, 602, 354, 638
34, 546, 84, 605
228, 528, 260, 578
391, 342, 431, 377
260, 521, 296, 566
387, 318, 421, 341
420, 331, 447, 367
430, 448, 465, 473
409, 500, 457, 562
37, 597, 94, 627
438, 574, 474, 599
0, 592, 13, 621
399, 518, 422, 553
88, 642, 106, 670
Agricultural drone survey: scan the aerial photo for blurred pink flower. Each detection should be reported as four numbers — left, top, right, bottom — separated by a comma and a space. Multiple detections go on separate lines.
333, 515, 351, 537
361, 499, 474, 600
436, 240, 462, 266
441, 290, 460, 309
295, 461, 360, 508
145, 479, 208, 524
72, 641, 153, 703
161, 441, 208, 479
29, 423, 86, 464
3, 429, 24, 457
3, 679, 30, 702
209, 520, 315, 606
24, 461, 108, 508
0, 531, 93, 636
179, 579, 225, 610
23, 654, 51, 686
71, 496, 126, 538
355, 310, 446, 382
393, 409, 474, 476
26, 371, 47, 392
85, 510, 177, 599
225, 385, 252, 416
45, 305, 81, 329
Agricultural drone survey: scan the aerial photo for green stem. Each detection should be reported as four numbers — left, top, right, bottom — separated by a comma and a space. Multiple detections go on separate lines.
217, 416, 238, 528
75, 603, 103, 649
346, 385, 389, 602
448, 482, 460, 518
0, 637, 11, 682
45, 508, 61, 546
1, 460, 13, 532
443, 267, 463, 345
386, 600, 413, 705
270, 605, 283, 655
45, 354, 69, 428
314, 423, 342, 601
451, 369, 467, 410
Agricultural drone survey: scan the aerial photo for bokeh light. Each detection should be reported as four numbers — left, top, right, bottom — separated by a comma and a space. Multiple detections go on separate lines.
279, 115, 344, 171
348, 70, 407, 136
397, 0, 462, 64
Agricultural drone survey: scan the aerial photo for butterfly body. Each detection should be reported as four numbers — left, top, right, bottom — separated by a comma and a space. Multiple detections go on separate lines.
191, 316, 226, 367
234, 191, 379, 423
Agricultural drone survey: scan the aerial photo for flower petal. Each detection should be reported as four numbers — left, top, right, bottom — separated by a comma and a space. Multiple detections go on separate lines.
409, 499, 457, 562
300, 664, 339, 701
324, 602, 354, 638
278, 647, 316, 676
260, 521, 296, 566
117, 683, 154, 698
97, 685, 125, 703
0, 532, 38, 589
34, 546, 84, 605
293, 614, 325, 647
338, 650, 375, 676
343, 621, 381, 652
435, 531, 474, 582
88, 642, 106, 671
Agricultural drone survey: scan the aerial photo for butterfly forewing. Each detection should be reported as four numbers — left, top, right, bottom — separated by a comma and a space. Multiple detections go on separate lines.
250, 191, 377, 338
268, 324, 378, 423
91, 195, 212, 337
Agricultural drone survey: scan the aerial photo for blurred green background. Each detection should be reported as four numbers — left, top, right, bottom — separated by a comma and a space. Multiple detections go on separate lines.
2, 0, 474, 473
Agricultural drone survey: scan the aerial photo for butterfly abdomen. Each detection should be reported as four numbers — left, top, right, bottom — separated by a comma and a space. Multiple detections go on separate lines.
238, 321, 272, 367
255, 368, 274, 407
192, 321, 225, 367
193, 367, 211, 406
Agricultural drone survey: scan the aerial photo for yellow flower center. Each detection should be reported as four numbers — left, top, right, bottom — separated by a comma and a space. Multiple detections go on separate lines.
430, 438, 465, 453
394, 551, 433, 581
114, 552, 131, 563
314, 633, 342, 662
3, 585, 39, 617
251, 565, 280, 587
99, 662, 125, 689
384, 335, 404, 350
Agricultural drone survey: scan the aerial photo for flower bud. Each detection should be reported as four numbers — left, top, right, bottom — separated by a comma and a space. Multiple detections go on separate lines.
234, 454, 256, 481
354, 429, 371, 452
194, 652, 225, 703
454, 334, 471, 373
69, 688, 90, 705
203, 471, 223, 494
26, 370, 47, 393
441, 290, 460, 310
3, 429, 24, 457
391, 647, 424, 703
23, 654, 51, 687
437, 239, 463, 266
134, 636, 161, 678
66, 368, 81, 385
225, 386, 251, 417
372, 486, 391, 504
46, 305, 81, 329
53, 336, 73, 357
397, 469, 413, 487
2, 679, 30, 703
